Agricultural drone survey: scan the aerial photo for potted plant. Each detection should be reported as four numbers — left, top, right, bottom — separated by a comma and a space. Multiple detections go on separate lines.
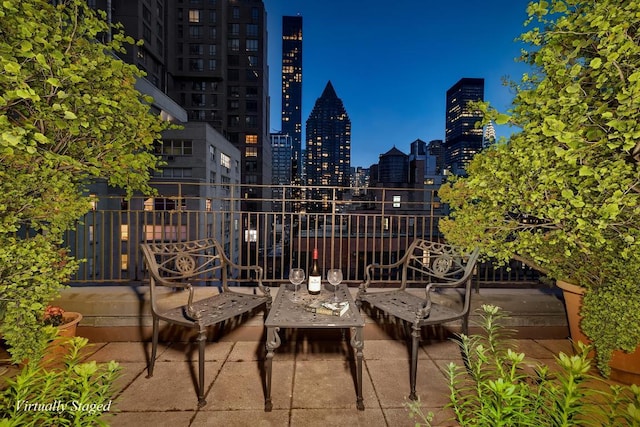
405, 305, 640, 426
0, 0, 171, 363
42, 306, 82, 336
438, 0, 640, 380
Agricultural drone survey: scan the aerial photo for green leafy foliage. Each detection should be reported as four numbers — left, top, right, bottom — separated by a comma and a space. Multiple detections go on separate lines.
405, 305, 640, 426
439, 0, 640, 373
0, 336, 121, 426
0, 0, 171, 362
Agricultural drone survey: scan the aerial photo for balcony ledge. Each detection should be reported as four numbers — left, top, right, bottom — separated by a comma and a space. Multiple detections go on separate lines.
53, 286, 568, 342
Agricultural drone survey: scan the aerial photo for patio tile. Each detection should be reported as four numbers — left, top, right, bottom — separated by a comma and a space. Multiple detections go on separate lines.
204, 359, 294, 411
535, 338, 574, 355
227, 337, 299, 361
290, 408, 388, 427
367, 358, 450, 408
515, 338, 562, 358
192, 409, 289, 426
384, 406, 458, 427
421, 338, 464, 361
362, 339, 413, 360
162, 341, 234, 361
111, 362, 147, 395
227, 340, 269, 361
106, 411, 195, 427
115, 361, 222, 411
88, 341, 169, 363
291, 360, 378, 410
295, 336, 356, 361
78, 341, 108, 360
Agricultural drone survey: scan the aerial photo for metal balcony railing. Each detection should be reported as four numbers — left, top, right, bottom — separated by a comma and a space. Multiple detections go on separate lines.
64, 183, 542, 288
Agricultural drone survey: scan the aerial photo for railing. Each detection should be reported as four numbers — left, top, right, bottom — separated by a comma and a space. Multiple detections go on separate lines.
64, 182, 542, 287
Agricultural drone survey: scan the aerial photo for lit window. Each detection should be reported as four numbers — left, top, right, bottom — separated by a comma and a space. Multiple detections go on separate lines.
220, 152, 231, 169
89, 194, 98, 210
246, 147, 258, 157
121, 254, 128, 271
393, 195, 401, 208
120, 225, 129, 241
189, 10, 201, 23
245, 134, 258, 144
144, 225, 187, 242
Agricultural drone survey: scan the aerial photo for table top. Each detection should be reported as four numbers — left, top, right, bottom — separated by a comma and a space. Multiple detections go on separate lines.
265, 283, 364, 328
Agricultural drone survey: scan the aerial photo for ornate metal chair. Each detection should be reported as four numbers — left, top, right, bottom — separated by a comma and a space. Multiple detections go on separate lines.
140, 238, 271, 407
356, 239, 479, 400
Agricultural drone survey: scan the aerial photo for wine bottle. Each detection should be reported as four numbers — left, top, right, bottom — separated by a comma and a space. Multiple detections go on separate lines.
308, 248, 321, 295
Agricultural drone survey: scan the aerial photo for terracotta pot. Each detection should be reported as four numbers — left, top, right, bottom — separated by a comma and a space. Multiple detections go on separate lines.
44, 312, 83, 362
57, 311, 82, 338
557, 280, 640, 385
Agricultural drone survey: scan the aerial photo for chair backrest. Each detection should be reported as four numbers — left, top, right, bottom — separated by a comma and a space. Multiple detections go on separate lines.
140, 238, 231, 289
401, 239, 479, 288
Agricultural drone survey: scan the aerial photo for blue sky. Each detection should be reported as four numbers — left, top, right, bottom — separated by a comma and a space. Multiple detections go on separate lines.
264, 0, 533, 168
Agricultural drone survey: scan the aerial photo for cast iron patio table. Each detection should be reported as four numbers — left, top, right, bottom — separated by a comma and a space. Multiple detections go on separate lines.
264, 283, 365, 411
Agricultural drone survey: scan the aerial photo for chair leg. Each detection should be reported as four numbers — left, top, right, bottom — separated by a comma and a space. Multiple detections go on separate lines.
146, 316, 159, 379
462, 314, 469, 336
197, 328, 207, 408
409, 323, 420, 401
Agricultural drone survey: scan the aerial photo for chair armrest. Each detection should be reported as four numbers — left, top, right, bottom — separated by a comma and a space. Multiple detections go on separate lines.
414, 293, 433, 322
360, 263, 380, 290
225, 262, 271, 298
184, 283, 203, 321
361, 257, 406, 289
153, 276, 201, 321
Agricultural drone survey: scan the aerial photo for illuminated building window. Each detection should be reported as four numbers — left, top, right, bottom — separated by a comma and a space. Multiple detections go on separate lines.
144, 225, 187, 242
120, 225, 129, 241
89, 194, 98, 210
189, 10, 201, 23
220, 152, 231, 169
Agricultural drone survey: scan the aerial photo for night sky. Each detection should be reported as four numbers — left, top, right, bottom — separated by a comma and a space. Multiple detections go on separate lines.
265, 0, 533, 168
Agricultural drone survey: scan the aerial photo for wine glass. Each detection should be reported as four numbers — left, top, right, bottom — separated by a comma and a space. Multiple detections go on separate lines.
288, 268, 305, 303
326, 269, 343, 303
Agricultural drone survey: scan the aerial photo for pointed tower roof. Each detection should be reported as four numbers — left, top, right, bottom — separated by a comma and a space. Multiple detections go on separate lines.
320, 80, 338, 99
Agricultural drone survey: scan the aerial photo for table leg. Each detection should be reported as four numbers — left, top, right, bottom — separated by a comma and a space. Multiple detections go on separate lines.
264, 326, 281, 412
350, 326, 365, 410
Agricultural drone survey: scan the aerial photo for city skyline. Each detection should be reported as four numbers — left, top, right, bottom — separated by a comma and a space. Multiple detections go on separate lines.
265, 0, 532, 168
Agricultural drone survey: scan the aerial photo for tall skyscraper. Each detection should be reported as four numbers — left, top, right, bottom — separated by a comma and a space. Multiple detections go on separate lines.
95, 0, 272, 209
444, 78, 485, 175
281, 15, 303, 183
270, 132, 293, 211
305, 81, 351, 192
483, 120, 497, 148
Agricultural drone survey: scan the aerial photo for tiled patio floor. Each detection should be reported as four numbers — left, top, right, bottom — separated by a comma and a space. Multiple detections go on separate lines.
1, 288, 582, 426
74, 335, 574, 427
